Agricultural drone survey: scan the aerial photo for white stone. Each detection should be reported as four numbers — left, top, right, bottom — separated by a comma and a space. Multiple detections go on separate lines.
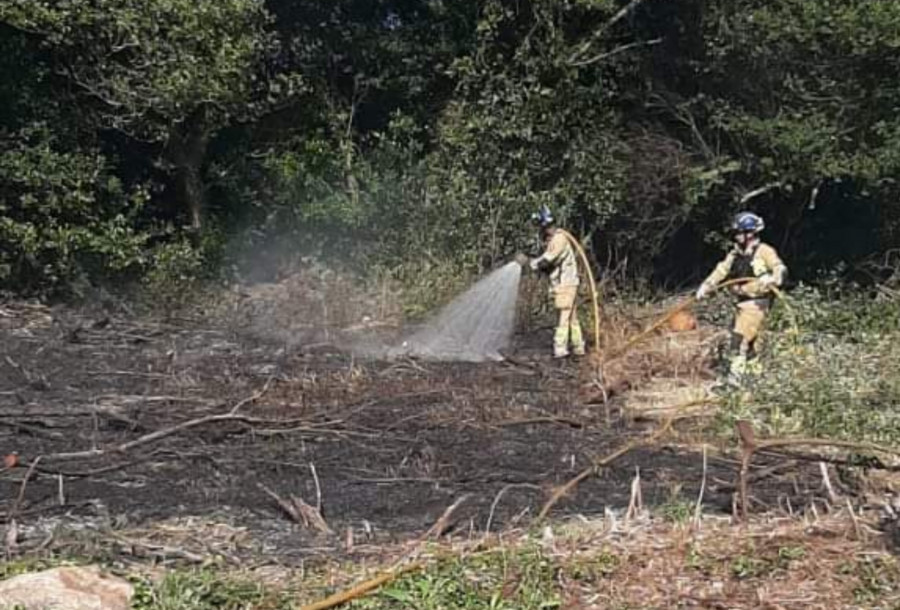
0, 566, 133, 610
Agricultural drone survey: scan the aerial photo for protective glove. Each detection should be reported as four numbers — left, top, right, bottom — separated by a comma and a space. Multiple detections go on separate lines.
758, 274, 777, 290
695, 283, 711, 300
529, 258, 541, 272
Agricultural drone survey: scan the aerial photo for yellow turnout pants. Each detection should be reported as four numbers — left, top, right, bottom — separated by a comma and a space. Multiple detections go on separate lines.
729, 300, 767, 379
734, 301, 766, 356
552, 285, 585, 358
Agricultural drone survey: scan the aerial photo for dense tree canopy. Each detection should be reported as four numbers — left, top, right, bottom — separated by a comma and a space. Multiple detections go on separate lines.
1, 0, 899, 296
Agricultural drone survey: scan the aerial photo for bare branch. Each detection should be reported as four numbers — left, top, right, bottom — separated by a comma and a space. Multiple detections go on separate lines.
568, 0, 653, 64
570, 37, 662, 67
739, 182, 782, 205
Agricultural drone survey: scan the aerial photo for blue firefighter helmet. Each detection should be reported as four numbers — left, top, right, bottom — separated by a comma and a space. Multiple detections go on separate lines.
732, 211, 765, 234
531, 205, 555, 228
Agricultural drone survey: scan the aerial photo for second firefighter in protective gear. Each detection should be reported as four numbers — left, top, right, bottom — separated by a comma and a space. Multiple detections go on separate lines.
528, 206, 586, 359
695, 211, 787, 383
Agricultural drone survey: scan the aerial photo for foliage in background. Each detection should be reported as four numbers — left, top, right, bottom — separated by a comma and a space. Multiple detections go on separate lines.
0, 126, 149, 295
1, 0, 900, 298
691, 0, 900, 278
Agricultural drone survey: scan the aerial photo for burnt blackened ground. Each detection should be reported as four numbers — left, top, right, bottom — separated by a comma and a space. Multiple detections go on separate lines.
0, 302, 821, 561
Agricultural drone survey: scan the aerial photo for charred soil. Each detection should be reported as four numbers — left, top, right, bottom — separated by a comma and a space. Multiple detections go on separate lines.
0, 301, 825, 563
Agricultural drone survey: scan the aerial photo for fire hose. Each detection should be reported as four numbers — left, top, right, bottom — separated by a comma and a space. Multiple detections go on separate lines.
523, 232, 796, 360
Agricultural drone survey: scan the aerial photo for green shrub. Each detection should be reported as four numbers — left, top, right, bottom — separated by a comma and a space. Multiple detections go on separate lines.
718, 287, 900, 445
141, 239, 210, 314
0, 126, 150, 297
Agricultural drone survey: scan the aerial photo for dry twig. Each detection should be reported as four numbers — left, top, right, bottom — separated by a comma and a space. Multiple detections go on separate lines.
625, 467, 643, 521
259, 484, 333, 536
692, 444, 708, 529
735, 420, 900, 519
485, 484, 542, 534
420, 495, 471, 541
537, 398, 717, 522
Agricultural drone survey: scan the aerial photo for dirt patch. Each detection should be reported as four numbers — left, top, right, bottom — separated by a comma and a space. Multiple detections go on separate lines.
0, 301, 826, 563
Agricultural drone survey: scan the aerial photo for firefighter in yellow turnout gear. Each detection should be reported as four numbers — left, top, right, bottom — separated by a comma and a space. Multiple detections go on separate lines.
696, 212, 787, 384
528, 206, 586, 359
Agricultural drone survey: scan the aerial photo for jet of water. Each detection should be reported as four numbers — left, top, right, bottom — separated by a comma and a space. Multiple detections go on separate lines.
390, 261, 522, 362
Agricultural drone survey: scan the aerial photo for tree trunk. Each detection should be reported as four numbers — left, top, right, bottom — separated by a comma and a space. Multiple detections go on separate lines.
167, 119, 210, 231
177, 162, 206, 231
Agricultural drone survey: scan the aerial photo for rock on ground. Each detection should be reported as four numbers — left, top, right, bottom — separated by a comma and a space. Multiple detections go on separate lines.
0, 566, 133, 610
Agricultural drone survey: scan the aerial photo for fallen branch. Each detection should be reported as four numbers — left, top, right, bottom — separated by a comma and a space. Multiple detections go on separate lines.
40, 380, 275, 462
734, 420, 900, 520
0, 501, 96, 522
9, 456, 42, 522
419, 495, 470, 541
756, 437, 900, 460
36, 458, 148, 479
602, 277, 753, 363
5, 456, 42, 556
537, 398, 717, 522
109, 533, 207, 563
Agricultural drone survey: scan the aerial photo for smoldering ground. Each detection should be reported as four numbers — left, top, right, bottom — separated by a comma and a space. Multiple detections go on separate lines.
0, 297, 830, 565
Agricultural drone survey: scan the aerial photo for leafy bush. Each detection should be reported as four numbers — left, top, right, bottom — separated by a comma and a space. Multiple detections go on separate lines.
0, 127, 150, 297
718, 287, 900, 445
141, 237, 220, 314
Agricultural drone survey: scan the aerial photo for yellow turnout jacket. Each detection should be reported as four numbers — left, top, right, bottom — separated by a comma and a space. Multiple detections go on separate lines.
702, 241, 787, 300
535, 231, 580, 289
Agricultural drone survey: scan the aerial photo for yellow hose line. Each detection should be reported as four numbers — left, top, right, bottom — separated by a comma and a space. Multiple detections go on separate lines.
559, 229, 602, 354
536, 229, 798, 362
604, 277, 797, 363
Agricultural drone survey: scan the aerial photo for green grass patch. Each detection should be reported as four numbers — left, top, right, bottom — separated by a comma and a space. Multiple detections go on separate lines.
841, 556, 900, 605
131, 570, 292, 610
349, 548, 561, 610
0, 556, 82, 580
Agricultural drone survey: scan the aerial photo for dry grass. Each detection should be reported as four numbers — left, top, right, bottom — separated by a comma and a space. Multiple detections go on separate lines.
623, 377, 715, 421
580, 301, 723, 407
278, 508, 899, 610
20, 502, 900, 610
546, 508, 896, 609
